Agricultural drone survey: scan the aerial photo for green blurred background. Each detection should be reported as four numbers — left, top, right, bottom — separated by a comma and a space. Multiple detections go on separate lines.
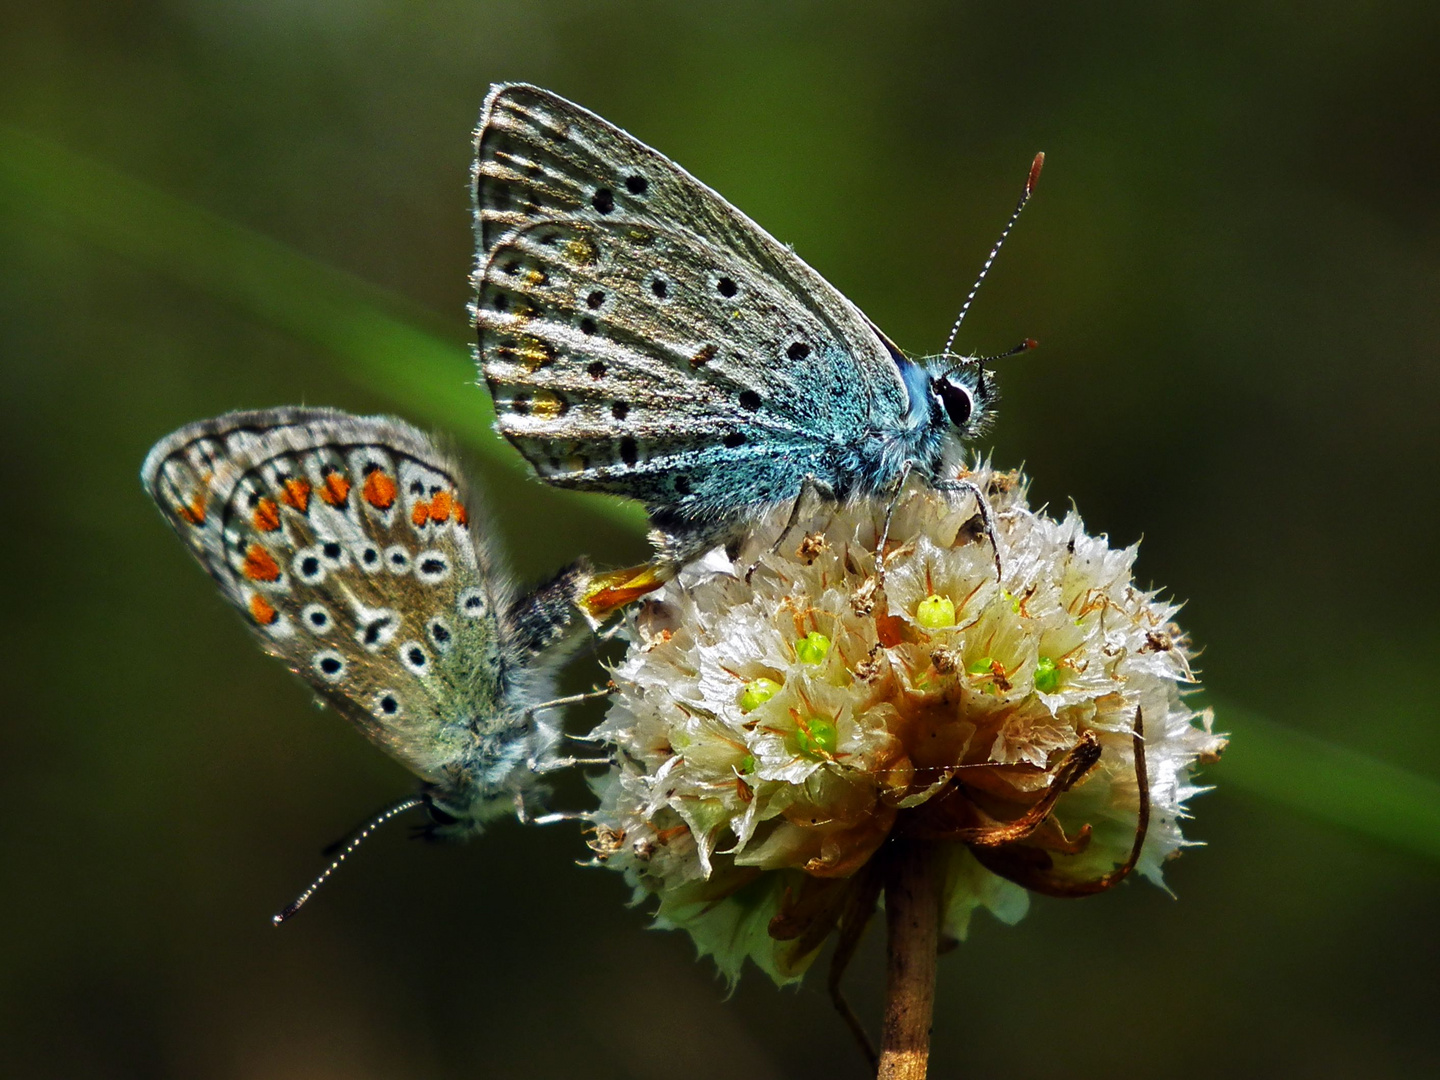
3, 2, 1438, 1077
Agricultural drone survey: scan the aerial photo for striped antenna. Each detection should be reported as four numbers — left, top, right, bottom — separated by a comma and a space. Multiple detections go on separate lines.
272, 795, 425, 926
941, 337, 1038, 382
941, 152, 1044, 359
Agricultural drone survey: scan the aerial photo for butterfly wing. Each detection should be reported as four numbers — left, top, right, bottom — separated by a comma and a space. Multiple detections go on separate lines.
141, 408, 536, 797
471, 84, 916, 519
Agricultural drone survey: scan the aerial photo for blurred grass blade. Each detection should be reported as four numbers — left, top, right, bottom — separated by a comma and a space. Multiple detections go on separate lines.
0, 123, 646, 530
1213, 701, 1440, 862
4, 126, 1440, 862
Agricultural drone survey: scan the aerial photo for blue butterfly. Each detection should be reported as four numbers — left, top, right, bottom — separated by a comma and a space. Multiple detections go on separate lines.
471, 84, 1038, 579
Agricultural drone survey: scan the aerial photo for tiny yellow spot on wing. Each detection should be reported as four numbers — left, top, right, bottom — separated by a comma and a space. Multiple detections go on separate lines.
563, 238, 597, 265
515, 338, 555, 372
531, 389, 565, 420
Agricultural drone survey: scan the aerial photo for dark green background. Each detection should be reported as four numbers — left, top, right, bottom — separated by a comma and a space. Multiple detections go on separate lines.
3, 3, 1438, 1077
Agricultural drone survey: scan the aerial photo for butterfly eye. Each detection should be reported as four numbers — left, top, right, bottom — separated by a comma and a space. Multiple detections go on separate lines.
937, 379, 974, 428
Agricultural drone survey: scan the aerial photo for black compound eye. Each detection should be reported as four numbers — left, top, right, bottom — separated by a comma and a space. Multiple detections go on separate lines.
937, 378, 974, 428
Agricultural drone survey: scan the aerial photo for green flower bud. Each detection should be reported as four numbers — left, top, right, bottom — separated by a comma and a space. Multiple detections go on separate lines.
739, 677, 782, 713
794, 715, 838, 758
967, 655, 997, 675
1033, 656, 1060, 693
794, 631, 831, 665
916, 593, 957, 629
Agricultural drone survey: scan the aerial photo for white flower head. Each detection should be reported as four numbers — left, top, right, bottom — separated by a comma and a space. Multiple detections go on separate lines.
589, 467, 1225, 985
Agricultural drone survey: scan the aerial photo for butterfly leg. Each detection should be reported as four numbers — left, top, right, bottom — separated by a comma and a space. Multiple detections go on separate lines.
523, 686, 612, 716
523, 687, 615, 773
513, 794, 595, 826
930, 476, 1004, 580
872, 462, 917, 589
532, 755, 612, 774
590, 615, 629, 645
745, 475, 836, 582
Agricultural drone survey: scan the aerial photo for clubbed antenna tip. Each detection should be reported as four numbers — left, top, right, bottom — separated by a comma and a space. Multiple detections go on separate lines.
941, 153, 1047, 359
1027, 152, 1045, 195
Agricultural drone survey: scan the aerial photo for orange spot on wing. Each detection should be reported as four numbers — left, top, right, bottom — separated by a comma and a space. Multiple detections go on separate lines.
455, 502, 468, 526
248, 593, 278, 625
363, 470, 397, 510
242, 543, 281, 582
320, 471, 350, 506
252, 498, 281, 532
411, 501, 430, 527
175, 492, 207, 526
428, 491, 453, 523
280, 478, 311, 513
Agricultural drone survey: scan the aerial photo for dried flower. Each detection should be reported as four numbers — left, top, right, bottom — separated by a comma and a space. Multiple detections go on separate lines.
588, 467, 1224, 985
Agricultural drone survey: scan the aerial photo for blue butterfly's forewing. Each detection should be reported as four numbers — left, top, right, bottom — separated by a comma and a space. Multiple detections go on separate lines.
471, 84, 946, 535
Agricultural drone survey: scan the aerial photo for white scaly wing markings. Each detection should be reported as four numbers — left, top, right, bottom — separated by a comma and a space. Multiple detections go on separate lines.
142, 409, 513, 785
472, 84, 912, 449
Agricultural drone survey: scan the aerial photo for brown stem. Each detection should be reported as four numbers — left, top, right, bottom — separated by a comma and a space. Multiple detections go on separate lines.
877, 841, 940, 1080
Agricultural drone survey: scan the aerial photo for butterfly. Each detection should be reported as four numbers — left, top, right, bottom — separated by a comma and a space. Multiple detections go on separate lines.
470, 83, 1040, 602
142, 407, 600, 914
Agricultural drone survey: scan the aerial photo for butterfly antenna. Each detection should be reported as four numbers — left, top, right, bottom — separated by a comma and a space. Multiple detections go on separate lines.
941, 338, 1039, 381
941, 152, 1045, 359
272, 795, 425, 926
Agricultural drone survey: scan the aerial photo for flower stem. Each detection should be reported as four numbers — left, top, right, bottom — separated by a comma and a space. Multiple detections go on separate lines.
878, 841, 940, 1080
